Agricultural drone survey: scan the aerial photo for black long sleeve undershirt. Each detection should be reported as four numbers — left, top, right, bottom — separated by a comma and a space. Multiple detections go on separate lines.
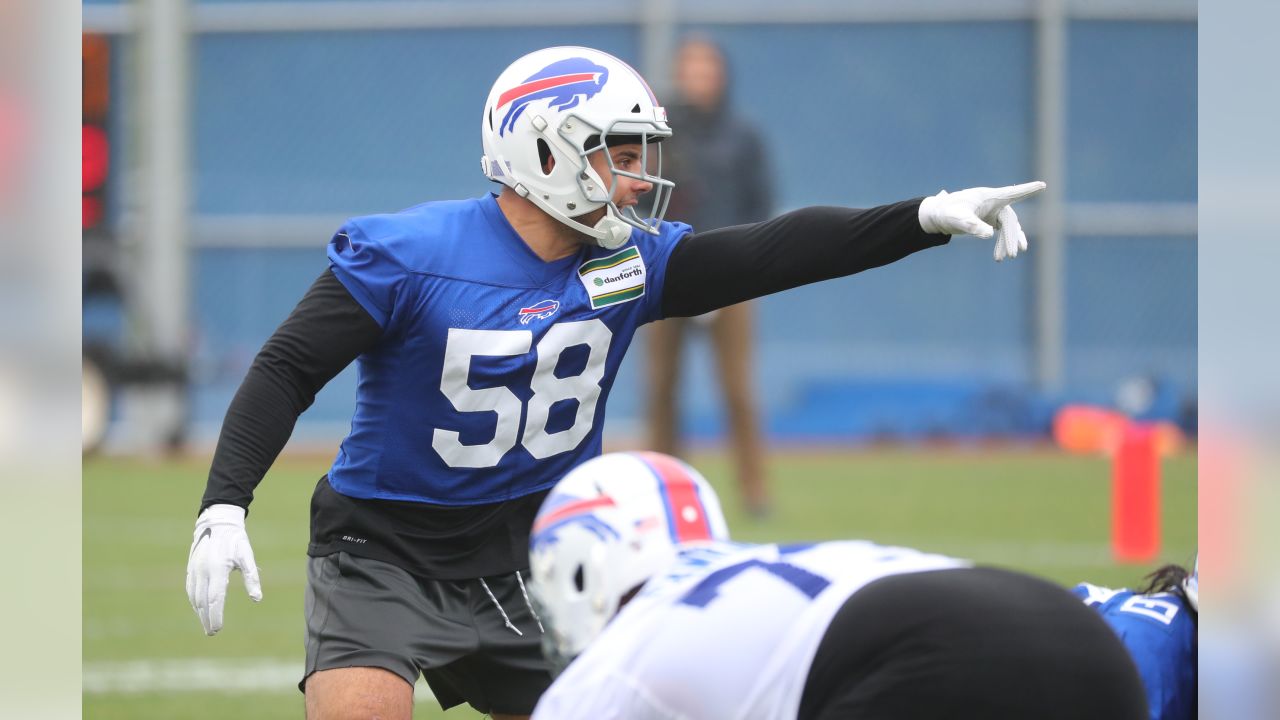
199, 269, 383, 513
661, 198, 947, 318
200, 199, 948, 515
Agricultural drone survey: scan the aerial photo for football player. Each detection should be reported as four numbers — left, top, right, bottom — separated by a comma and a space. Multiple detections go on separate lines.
1074, 557, 1198, 720
530, 452, 1149, 719
186, 45, 1046, 720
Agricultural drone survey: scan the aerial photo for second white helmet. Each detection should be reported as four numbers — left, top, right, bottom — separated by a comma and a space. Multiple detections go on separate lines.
480, 46, 674, 249
528, 452, 729, 673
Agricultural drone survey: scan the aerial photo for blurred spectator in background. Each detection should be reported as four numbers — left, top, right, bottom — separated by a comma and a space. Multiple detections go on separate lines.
648, 36, 774, 516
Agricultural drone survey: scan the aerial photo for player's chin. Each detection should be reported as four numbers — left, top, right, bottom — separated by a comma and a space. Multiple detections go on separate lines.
568, 206, 608, 241
572, 205, 606, 223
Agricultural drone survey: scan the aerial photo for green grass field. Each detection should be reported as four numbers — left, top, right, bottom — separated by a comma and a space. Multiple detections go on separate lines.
84, 447, 1196, 719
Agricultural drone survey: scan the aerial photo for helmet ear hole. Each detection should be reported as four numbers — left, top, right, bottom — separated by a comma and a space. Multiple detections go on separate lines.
488, 107, 494, 131
573, 564, 585, 592
537, 138, 554, 175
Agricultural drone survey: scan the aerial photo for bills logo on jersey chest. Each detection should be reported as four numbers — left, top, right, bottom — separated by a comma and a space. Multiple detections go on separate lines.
518, 299, 560, 324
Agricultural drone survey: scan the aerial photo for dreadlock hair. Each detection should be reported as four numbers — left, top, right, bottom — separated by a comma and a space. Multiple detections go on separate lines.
1139, 563, 1195, 614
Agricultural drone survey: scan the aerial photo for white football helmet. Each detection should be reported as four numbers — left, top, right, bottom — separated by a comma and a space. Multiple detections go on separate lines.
528, 452, 729, 673
480, 46, 674, 249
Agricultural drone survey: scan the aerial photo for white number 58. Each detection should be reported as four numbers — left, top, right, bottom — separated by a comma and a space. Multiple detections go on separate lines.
431, 320, 611, 468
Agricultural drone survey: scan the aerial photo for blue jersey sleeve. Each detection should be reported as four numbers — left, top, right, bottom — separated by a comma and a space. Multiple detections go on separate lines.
327, 220, 407, 329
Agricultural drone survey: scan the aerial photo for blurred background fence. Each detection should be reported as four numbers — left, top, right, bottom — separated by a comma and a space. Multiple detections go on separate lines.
80, 0, 1196, 451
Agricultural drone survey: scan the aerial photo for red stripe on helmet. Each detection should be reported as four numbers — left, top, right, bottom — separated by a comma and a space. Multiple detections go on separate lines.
532, 495, 616, 534
636, 452, 712, 543
497, 72, 599, 109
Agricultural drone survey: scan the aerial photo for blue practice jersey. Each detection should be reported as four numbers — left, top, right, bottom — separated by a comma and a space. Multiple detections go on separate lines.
1073, 583, 1197, 720
325, 194, 690, 504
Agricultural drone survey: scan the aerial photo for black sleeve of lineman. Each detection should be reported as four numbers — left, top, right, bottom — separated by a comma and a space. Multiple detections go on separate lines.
199, 268, 383, 514
659, 198, 950, 319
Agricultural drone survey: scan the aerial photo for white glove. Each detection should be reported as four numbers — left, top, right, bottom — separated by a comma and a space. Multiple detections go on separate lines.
185, 503, 262, 635
918, 181, 1046, 261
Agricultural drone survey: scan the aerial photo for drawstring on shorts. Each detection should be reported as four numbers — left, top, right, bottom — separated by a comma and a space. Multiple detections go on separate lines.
476, 568, 545, 630
478, 577, 523, 636
477, 572, 545, 637
516, 570, 544, 633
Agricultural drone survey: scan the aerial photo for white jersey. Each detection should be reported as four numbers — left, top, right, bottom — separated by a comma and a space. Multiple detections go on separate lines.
532, 540, 968, 720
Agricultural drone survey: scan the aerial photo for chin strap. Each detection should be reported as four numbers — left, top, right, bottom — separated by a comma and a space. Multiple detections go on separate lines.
512, 180, 632, 249
593, 214, 632, 249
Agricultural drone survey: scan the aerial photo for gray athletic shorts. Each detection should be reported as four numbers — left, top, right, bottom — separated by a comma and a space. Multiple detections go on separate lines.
302, 552, 552, 715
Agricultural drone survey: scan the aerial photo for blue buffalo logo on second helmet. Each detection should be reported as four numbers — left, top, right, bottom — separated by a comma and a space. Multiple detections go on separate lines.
496, 57, 610, 136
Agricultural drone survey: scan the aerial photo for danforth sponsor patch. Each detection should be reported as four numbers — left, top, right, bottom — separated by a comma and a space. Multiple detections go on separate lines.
578, 246, 646, 309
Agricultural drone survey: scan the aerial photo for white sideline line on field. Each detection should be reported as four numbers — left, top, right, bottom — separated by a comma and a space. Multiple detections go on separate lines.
83, 658, 300, 694
83, 659, 436, 702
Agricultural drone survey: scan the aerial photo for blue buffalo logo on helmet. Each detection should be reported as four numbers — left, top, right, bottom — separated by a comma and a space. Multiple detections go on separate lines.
530, 493, 621, 549
497, 57, 610, 136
